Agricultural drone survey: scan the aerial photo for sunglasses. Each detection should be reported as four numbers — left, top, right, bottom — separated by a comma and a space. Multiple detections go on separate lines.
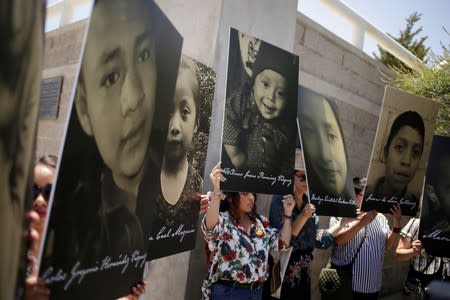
295, 174, 306, 182
33, 183, 52, 201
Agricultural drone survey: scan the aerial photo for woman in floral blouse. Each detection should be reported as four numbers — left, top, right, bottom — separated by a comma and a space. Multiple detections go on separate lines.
201, 162, 295, 300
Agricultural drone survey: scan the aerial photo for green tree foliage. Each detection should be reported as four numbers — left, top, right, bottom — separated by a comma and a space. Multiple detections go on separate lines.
375, 12, 430, 71
387, 39, 450, 136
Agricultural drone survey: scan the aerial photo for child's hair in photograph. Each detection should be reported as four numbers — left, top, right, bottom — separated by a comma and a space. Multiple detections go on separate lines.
384, 111, 425, 157
178, 55, 200, 127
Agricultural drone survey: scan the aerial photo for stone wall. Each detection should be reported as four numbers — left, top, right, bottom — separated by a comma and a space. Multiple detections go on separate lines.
36, 20, 87, 158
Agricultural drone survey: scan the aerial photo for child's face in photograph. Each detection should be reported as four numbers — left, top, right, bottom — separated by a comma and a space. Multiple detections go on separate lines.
299, 95, 347, 195
384, 125, 423, 191
252, 69, 287, 121
166, 70, 198, 162
78, 0, 156, 181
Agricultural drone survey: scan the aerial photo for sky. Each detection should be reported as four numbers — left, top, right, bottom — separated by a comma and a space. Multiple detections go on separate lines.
298, 0, 450, 60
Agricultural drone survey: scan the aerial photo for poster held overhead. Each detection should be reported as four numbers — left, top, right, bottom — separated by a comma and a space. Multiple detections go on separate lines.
39, 1, 183, 299
137, 55, 215, 260
297, 86, 357, 217
220, 28, 298, 195
0, 1, 45, 299
362, 86, 439, 216
419, 135, 450, 257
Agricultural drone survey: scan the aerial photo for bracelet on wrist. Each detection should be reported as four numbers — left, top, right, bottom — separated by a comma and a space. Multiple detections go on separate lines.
283, 214, 292, 219
392, 227, 401, 233
207, 191, 226, 200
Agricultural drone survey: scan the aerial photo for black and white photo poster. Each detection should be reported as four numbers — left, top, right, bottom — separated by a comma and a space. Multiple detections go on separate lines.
297, 86, 356, 217
137, 55, 215, 260
419, 135, 450, 257
39, 1, 183, 299
0, 1, 45, 298
220, 28, 298, 195
362, 87, 439, 216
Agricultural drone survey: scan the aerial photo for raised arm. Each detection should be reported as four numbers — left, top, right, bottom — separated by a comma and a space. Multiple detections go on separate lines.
396, 236, 423, 261
279, 195, 295, 246
333, 210, 377, 246
291, 203, 315, 237
205, 163, 225, 230
386, 204, 402, 250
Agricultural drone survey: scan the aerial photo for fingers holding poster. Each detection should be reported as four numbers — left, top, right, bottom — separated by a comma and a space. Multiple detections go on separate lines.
220, 28, 299, 195
39, 1, 183, 299
419, 135, 450, 257
137, 55, 216, 260
297, 86, 356, 217
362, 87, 440, 216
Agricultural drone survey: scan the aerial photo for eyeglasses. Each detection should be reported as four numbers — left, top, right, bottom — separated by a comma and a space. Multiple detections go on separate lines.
295, 174, 306, 182
33, 184, 52, 201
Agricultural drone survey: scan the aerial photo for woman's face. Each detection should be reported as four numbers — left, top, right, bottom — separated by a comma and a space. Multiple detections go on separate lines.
294, 169, 308, 195
384, 125, 423, 192
238, 192, 255, 213
32, 163, 55, 220
165, 70, 197, 163
299, 95, 347, 195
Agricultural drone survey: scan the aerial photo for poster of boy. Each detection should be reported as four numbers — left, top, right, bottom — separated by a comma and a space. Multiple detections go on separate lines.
419, 135, 450, 257
362, 87, 439, 216
220, 28, 298, 195
39, 0, 182, 299
137, 55, 215, 260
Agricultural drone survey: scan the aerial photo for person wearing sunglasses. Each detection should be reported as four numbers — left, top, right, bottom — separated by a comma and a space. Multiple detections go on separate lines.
24, 154, 57, 300
31, 154, 57, 241
264, 149, 338, 300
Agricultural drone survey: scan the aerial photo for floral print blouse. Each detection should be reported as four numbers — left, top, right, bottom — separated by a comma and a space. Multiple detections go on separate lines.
201, 211, 286, 300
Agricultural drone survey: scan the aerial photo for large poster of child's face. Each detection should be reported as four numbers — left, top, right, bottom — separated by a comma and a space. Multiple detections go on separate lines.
220, 28, 298, 195
362, 87, 439, 216
297, 86, 357, 217
0, 1, 45, 298
136, 55, 215, 260
39, 1, 183, 299
419, 135, 450, 257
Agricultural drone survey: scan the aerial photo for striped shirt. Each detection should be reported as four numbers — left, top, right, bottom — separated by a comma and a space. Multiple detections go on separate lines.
329, 214, 390, 293
401, 218, 450, 277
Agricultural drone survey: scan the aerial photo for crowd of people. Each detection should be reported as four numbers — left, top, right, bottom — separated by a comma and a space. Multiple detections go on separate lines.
21, 145, 450, 300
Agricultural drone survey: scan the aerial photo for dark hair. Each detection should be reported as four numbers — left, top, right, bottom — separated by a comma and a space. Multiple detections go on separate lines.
37, 154, 58, 169
224, 192, 257, 223
384, 111, 425, 158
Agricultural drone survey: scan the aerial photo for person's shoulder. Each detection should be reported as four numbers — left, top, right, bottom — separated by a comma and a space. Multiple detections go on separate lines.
257, 214, 271, 228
